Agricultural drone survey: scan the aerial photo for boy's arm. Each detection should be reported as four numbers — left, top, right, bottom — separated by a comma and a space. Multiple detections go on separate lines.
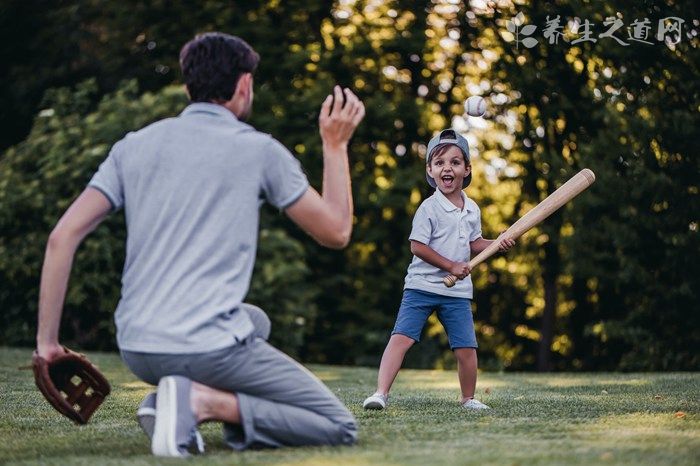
470, 236, 516, 256
36, 188, 112, 362
285, 86, 364, 249
410, 240, 471, 278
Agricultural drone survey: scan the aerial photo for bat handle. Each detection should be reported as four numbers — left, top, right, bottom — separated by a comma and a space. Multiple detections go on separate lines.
443, 274, 458, 287
443, 234, 507, 287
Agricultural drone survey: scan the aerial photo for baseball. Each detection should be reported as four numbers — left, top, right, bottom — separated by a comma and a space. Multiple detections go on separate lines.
465, 96, 486, 117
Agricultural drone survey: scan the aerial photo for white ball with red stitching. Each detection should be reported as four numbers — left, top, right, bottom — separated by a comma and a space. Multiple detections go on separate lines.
465, 96, 486, 117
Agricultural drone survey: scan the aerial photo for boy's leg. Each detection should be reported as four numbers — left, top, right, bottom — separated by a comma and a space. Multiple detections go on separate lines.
376, 334, 415, 395
374, 289, 434, 396
453, 348, 477, 401
435, 297, 478, 403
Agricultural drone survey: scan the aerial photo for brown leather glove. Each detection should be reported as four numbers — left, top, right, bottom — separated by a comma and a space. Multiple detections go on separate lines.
32, 347, 111, 424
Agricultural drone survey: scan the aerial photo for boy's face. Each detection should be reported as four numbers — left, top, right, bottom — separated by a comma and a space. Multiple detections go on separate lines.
427, 145, 471, 195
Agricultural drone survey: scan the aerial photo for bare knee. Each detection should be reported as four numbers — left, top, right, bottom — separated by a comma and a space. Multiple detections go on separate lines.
389, 333, 416, 351
454, 347, 477, 363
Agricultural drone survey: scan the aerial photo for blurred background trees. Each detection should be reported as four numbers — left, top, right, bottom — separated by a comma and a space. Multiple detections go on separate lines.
1, 0, 697, 370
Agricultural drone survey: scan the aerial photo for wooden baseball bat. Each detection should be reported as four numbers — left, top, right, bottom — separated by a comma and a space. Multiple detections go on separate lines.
443, 168, 596, 287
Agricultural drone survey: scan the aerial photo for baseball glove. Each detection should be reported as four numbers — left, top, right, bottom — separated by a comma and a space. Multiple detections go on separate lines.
32, 347, 111, 424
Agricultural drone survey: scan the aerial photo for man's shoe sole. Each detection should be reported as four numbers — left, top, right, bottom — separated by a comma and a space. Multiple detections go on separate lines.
152, 377, 185, 457
137, 406, 156, 438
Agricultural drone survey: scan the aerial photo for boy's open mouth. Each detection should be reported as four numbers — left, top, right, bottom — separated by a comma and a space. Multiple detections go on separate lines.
441, 175, 454, 187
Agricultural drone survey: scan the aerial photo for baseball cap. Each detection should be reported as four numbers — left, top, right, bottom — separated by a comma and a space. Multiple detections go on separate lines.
425, 129, 471, 188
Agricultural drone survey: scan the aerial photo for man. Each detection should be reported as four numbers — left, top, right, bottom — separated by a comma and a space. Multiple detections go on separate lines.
36, 32, 365, 457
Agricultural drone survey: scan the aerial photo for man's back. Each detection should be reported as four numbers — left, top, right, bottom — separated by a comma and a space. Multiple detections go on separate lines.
89, 103, 309, 353
35, 31, 365, 457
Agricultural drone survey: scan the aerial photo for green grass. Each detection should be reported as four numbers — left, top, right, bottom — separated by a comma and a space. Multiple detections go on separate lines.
1, 347, 698, 465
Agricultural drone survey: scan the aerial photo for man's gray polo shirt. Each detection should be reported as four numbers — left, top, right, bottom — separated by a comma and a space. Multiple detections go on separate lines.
88, 103, 309, 354
404, 189, 482, 298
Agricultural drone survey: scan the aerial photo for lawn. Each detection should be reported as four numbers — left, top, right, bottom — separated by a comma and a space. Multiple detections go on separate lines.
1, 347, 698, 465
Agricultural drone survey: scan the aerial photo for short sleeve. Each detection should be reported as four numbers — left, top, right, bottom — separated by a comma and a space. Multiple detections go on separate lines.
469, 204, 482, 242
408, 203, 434, 244
261, 138, 310, 210
88, 138, 126, 210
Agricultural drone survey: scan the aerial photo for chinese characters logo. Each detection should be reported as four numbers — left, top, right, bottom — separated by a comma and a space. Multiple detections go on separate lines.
506, 12, 687, 49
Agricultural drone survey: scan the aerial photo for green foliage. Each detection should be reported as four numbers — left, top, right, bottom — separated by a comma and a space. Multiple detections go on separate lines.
1, 1, 698, 370
458, 0, 700, 370
0, 80, 315, 356
248, 228, 318, 358
570, 1, 700, 370
238, 1, 434, 365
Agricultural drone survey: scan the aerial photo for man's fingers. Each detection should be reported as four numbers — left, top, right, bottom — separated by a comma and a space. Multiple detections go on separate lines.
352, 101, 366, 126
341, 88, 358, 117
319, 94, 332, 121
331, 85, 343, 116
321, 86, 364, 141
347, 93, 361, 116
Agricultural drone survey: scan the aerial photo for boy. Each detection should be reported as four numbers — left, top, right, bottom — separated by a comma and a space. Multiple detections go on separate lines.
362, 129, 514, 411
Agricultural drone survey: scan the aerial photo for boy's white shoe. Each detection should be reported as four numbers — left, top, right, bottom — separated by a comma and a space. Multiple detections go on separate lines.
363, 393, 388, 410
461, 398, 491, 410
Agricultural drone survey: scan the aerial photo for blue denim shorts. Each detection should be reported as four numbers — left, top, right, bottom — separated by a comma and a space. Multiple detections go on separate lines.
392, 288, 477, 349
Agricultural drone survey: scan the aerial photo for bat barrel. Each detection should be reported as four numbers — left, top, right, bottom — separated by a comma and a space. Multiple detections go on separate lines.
580, 168, 595, 185
442, 168, 596, 287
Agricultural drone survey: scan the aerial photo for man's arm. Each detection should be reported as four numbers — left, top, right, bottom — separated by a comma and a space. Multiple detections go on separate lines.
36, 188, 112, 361
285, 86, 365, 249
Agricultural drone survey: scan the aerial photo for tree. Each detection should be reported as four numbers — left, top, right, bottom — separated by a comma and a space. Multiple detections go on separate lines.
464, 0, 699, 370
2, 0, 697, 370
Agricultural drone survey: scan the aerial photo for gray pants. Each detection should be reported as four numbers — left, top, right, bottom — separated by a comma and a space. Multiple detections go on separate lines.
121, 304, 357, 450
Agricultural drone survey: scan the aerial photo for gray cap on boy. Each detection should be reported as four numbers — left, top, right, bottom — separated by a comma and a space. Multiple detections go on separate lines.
425, 129, 471, 188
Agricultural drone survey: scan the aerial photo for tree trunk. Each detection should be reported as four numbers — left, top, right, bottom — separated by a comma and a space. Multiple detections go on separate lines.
537, 219, 562, 371
537, 267, 556, 371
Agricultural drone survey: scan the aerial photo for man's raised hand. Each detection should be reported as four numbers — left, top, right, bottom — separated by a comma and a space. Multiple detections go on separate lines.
319, 86, 365, 150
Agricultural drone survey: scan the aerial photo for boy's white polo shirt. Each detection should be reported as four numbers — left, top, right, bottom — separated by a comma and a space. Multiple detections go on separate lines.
404, 189, 482, 298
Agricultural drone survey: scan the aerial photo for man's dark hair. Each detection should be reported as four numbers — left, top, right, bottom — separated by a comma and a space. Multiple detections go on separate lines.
179, 32, 260, 103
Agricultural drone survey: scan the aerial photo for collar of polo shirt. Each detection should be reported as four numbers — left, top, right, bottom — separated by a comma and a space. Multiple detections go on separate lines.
434, 188, 473, 213
181, 102, 240, 122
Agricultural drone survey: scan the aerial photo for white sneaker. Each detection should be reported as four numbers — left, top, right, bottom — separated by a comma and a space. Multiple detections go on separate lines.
137, 391, 204, 454
461, 398, 491, 410
363, 393, 388, 410
152, 376, 202, 458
